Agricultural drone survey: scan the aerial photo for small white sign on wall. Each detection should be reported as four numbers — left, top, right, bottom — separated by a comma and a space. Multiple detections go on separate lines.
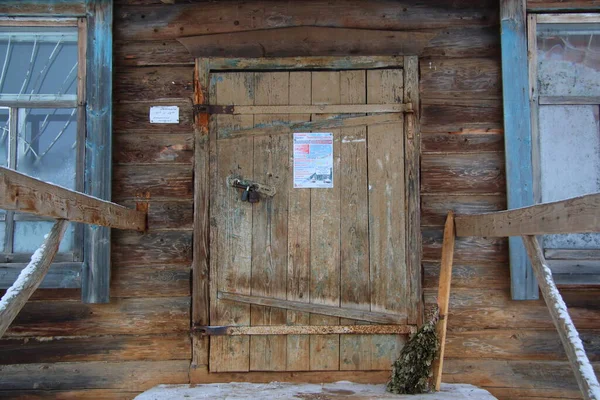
149, 106, 179, 124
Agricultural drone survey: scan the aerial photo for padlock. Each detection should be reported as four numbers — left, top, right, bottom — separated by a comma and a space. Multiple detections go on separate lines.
248, 187, 260, 203
241, 186, 250, 202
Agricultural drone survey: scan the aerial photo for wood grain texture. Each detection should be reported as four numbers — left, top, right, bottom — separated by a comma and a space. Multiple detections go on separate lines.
110, 265, 190, 298
420, 99, 503, 133
113, 66, 193, 102
249, 72, 289, 371
114, 39, 194, 67
456, 193, 600, 237
423, 262, 511, 290
420, 57, 501, 100
112, 164, 193, 201
178, 27, 435, 58
119, 200, 193, 231
5, 297, 189, 337
0, 263, 81, 290
421, 194, 506, 227
0, 220, 68, 338
113, 134, 194, 165
113, 101, 194, 134
0, 334, 190, 364
309, 71, 341, 371
0, 168, 146, 232
422, 229, 508, 264
285, 71, 311, 372
421, 152, 505, 194
0, 360, 189, 390
421, 130, 504, 153
112, 230, 192, 267
527, 0, 600, 11
114, 1, 498, 41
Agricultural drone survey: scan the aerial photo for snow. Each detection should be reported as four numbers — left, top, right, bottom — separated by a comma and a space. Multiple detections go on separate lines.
135, 382, 497, 400
542, 261, 600, 398
0, 241, 46, 313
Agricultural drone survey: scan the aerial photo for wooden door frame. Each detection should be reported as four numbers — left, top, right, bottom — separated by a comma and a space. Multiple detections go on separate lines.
191, 55, 422, 369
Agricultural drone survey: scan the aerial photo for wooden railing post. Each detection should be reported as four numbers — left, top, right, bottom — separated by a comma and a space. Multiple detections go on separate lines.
522, 235, 600, 400
0, 220, 68, 338
431, 211, 455, 390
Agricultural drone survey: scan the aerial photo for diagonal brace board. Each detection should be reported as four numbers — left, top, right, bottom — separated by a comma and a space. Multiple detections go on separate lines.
218, 292, 407, 324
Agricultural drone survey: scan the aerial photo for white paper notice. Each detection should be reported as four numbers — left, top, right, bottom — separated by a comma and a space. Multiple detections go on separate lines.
149, 106, 179, 124
293, 132, 334, 188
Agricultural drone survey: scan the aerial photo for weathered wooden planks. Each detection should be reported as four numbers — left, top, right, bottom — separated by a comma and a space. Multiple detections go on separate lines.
112, 230, 192, 267
112, 164, 193, 201
111, 265, 190, 298
113, 134, 193, 165
114, 67, 193, 102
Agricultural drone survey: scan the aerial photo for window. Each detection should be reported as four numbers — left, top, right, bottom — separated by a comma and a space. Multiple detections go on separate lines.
0, 25, 83, 264
529, 14, 600, 284
0, 1, 114, 304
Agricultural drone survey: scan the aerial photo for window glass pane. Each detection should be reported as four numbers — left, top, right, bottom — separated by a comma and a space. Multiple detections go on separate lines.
0, 107, 7, 166
0, 27, 78, 96
537, 23, 600, 97
16, 108, 77, 189
539, 105, 600, 249
13, 221, 74, 253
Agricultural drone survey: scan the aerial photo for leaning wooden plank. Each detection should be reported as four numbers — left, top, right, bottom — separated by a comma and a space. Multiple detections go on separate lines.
214, 104, 411, 115
522, 235, 600, 400
0, 167, 146, 232
196, 325, 417, 336
219, 292, 408, 325
0, 262, 81, 289
455, 193, 600, 237
0, 220, 68, 338
209, 56, 404, 71
178, 27, 435, 58
218, 114, 402, 140
431, 212, 456, 391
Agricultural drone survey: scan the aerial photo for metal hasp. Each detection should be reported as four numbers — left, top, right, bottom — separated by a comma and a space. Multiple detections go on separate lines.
193, 104, 234, 114
228, 177, 277, 197
193, 324, 417, 336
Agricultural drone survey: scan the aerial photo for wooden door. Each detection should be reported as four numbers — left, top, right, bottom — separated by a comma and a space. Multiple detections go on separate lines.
206, 66, 417, 373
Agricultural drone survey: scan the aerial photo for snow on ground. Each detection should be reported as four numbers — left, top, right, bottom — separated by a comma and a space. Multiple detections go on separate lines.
135, 382, 497, 400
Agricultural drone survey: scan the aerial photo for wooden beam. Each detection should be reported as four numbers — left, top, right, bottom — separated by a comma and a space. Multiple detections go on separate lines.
209, 104, 411, 115
195, 325, 416, 336
500, 0, 538, 300
522, 235, 600, 400
82, 0, 113, 304
0, 220, 68, 338
209, 56, 404, 71
178, 27, 435, 58
432, 212, 456, 391
455, 193, 600, 237
218, 292, 407, 325
0, 167, 146, 232
218, 114, 402, 140
0, 1, 86, 17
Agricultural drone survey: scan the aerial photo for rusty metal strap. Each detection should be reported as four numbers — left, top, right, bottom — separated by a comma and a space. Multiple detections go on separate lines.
194, 324, 417, 336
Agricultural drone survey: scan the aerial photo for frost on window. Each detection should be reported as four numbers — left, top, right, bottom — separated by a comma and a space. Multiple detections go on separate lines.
537, 23, 600, 97
16, 108, 77, 190
539, 105, 600, 249
0, 27, 78, 96
13, 220, 74, 253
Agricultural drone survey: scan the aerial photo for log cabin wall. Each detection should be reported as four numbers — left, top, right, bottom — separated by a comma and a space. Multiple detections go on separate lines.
0, 0, 599, 399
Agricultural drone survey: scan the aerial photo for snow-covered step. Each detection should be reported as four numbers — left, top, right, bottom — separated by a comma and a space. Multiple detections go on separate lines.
135, 382, 497, 399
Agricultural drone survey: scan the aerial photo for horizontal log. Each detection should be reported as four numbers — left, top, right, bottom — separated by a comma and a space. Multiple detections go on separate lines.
5, 297, 190, 337
115, 1, 499, 41
421, 26, 500, 58
0, 167, 146, 231
0, 360, 189, 390
421, 100, 503, 133
114, 39, 194, 67
420, 57, 501, 100
113, 133, 194, 165
111, 264, 190, 298
423, 261, 510, 290
178, 27, 436, 58
208, 55, 404, 70
114, 66, 193, 102
422, 229, 508, 264
196, 324, 416, 336
219, 291, 407, 324
218, 114, 403, 140
421, 130, 504, 153
0, 262, 81, 289
113, 164, 193, 201
0, 333, 190, 364
121, 200, 193, 231
527, 1, 600, 11
421, 194, 506, 227
0, 2, 86, 17
0, 220, 67, 338
112, 230, 192, 267
421, 152, 506, 194
113, 101, 194, 134
455, 193, 600, 237
210, 104, 410, 115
